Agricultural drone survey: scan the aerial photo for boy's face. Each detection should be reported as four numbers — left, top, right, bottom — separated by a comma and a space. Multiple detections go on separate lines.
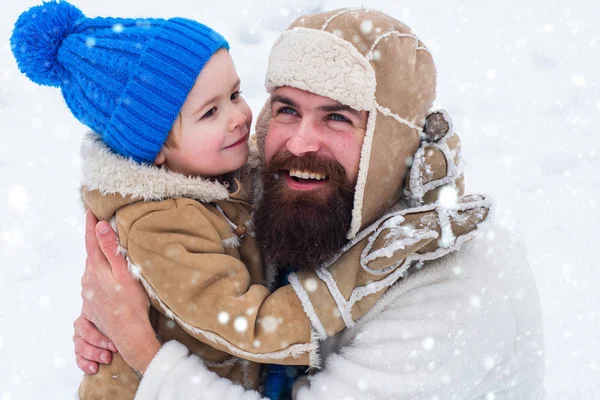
157, 49, 252, 177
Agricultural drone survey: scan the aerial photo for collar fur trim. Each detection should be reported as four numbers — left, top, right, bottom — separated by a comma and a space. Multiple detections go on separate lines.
80, 133, 230, 202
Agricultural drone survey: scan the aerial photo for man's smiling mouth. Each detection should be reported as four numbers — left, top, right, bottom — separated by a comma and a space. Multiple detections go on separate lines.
288, 169, 328, 181
281, 169, 329, 190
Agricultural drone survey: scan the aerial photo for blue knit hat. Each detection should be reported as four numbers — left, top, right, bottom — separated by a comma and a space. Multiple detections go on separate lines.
10, 1, 229, 164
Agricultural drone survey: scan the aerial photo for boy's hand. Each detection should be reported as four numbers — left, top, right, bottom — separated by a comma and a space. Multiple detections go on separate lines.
73, 311, 117, 374
362, 193, 490, 273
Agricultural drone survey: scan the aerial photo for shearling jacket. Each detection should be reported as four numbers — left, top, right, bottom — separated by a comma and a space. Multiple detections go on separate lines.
77, 132, 489, 400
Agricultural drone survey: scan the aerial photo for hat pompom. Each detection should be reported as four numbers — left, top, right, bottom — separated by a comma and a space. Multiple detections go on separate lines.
10, 1, 85, 87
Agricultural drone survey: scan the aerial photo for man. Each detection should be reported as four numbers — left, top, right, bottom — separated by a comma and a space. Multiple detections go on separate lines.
75, 8, 546, 399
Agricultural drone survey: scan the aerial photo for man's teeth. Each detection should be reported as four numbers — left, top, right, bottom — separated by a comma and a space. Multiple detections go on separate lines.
289, 169, 327, 180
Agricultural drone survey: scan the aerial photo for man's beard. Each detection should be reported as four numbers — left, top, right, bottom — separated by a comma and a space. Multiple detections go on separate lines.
254, 152, 355, 272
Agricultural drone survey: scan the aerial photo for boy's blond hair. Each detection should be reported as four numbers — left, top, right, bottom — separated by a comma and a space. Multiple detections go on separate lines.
164, 113, 183, 148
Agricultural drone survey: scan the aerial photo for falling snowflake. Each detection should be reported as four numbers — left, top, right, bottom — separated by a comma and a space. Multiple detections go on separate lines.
571, 74, 585, 86
8, 185, 29, 212
421, 336, 435, 350
234, 316, 248, 333
438, 186, 458, 208
218, 311, 230, 324
112, 24, 124, 33
39, 296, 51, 308
260, 315, 278, 333
537, 24, 555, 33
52, 356, 66, 369
31, 117, 42, 129
360, 19, 373, 34
303, 277, 318, 292
502, 155, 514, 168
332, 29, 344, 38
483, 356, 496, 370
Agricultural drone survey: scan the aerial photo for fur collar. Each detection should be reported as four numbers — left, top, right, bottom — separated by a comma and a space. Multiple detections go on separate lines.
80, 133, 230, 203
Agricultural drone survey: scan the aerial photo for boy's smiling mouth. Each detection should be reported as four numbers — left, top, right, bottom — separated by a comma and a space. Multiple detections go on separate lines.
224, 133, 248, 149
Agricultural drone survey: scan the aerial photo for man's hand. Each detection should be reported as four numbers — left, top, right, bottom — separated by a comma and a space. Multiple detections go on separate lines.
77, 210, 160, 374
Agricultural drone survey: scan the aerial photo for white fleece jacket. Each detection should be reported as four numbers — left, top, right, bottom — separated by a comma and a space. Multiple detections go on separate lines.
135, 222, 546, 400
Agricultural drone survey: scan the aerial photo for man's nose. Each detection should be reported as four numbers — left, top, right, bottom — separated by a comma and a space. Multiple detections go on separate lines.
286, 121, 320, 156
229, 109, 247, 132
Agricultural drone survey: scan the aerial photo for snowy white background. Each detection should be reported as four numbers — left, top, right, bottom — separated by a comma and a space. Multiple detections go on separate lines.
1, 0, 599, 398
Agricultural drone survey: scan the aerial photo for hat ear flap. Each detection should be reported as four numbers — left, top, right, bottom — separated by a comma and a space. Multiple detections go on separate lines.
404, 109, 465, 206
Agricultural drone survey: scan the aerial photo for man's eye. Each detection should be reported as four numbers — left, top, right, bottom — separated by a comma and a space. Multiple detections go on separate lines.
202, 107, 217, 119
231, 90, 242, 101
278, 106, 297, 115
329, 113, 350, 123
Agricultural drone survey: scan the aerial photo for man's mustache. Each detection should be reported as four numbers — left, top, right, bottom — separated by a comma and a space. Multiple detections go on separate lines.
266, 152, 353, 191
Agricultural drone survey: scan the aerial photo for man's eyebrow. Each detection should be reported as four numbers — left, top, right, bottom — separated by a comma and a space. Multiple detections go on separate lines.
271, 95, 298, 109
317, 104, 362, 118
271, 96, 361, 119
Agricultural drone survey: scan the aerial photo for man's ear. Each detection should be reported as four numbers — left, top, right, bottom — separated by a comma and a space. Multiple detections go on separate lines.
154, 150, 166, 166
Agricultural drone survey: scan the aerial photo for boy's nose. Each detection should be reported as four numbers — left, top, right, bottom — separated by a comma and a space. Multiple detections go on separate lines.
229, 109, 247, 131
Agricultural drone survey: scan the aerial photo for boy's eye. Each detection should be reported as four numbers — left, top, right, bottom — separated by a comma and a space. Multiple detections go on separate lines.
329, 113, 350, 123
231, 90, 242, 101
202, 107, 217, 119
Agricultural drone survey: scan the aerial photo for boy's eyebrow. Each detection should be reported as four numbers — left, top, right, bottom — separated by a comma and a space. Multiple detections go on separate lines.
191, 79, 242, 118
192, 96, 218, 118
